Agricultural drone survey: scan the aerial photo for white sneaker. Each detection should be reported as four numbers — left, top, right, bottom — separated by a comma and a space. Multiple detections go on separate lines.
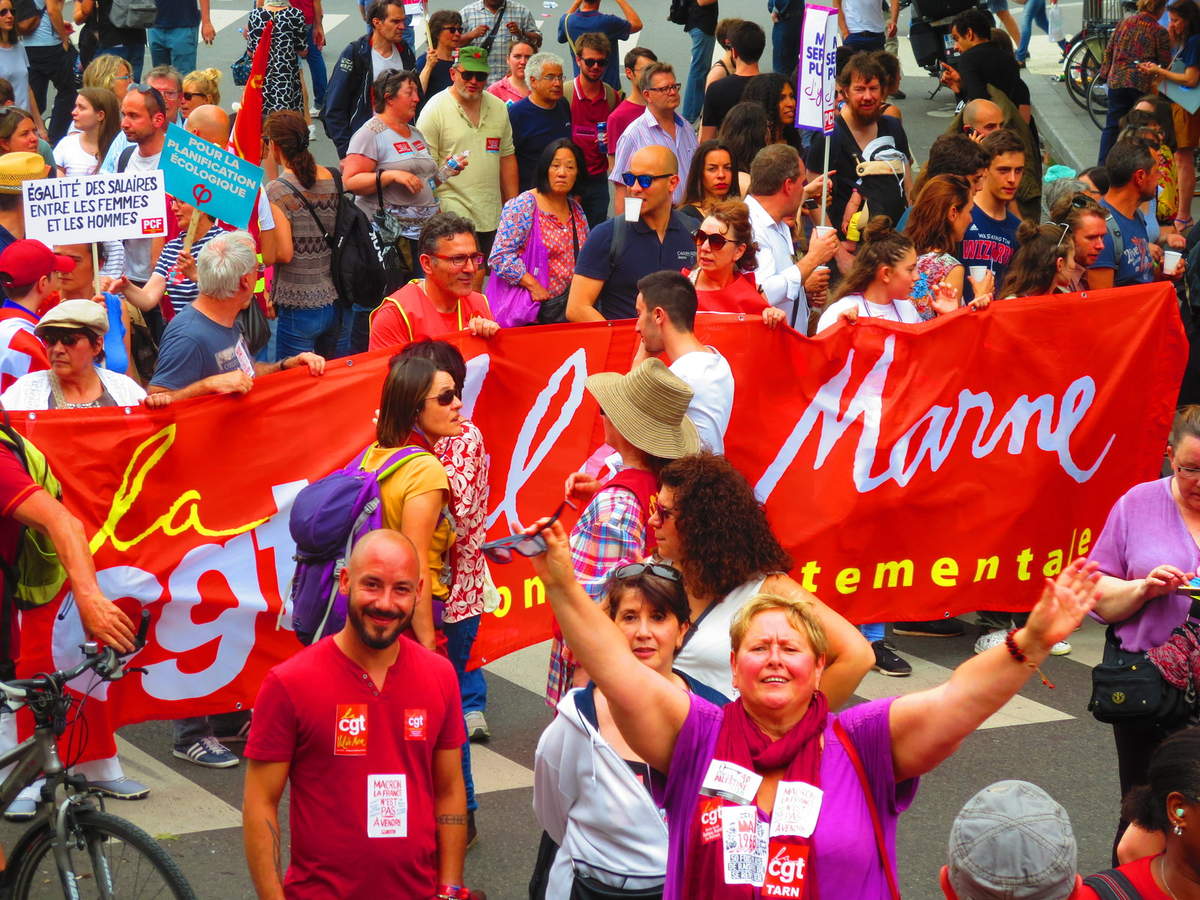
1050, 639, 1072, 656
973, 629, 1008, 655
465, 710, 490, 742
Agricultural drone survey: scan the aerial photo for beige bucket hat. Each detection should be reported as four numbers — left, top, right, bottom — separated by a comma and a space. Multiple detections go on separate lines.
585, 358, 701, 459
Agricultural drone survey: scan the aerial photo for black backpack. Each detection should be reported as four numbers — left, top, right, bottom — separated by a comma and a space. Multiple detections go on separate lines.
668, 0, 690, 25
278, 169, 387, 309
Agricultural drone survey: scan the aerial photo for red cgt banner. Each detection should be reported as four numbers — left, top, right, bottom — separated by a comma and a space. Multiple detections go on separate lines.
10, 285, 1186, 760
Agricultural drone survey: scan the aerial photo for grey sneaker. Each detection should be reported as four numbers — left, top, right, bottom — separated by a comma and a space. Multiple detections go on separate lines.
89, 776, 150, 800
173, 736, 239, 769
465, 710, 490, 743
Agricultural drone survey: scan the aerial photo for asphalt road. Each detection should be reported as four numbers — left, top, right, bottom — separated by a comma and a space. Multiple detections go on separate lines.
12, 3, 1132, 898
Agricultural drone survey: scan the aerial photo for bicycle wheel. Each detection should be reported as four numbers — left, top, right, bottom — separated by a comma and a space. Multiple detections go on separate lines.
7, 809, 196, 899
1087, 76, 1110, 129
1063, 40, 1099, 108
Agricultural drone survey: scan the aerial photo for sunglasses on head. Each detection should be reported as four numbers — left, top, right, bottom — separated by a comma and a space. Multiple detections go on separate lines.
423, 387, 458, 407
457, 69, 488, 82
481, 499, 576, 564
693, 228, 735, 250
612, 562, 682, 583
620, 172, 672, 189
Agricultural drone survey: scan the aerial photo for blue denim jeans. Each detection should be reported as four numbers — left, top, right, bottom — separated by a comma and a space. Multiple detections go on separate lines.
445, 615, 484, 814
860, 622, 885, 643
148, 26, 197, 75
683, 27, 716, 123
305, 25, 328, 107
773, 13, 804, 75
275, 304, 338, 360
1016, 0, 1048, 62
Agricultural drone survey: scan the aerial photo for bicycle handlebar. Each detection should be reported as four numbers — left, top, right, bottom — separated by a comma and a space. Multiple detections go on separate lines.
0, 609, 152, 707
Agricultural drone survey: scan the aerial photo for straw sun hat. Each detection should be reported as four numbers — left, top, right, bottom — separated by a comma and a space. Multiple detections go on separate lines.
585, 358, 701, 460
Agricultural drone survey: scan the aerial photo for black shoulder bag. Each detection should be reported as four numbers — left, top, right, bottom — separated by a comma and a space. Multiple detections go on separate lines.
478, 0, 508, 54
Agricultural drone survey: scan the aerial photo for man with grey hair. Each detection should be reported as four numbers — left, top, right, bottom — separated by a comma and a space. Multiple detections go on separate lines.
146, 230, 325, 411
147, 230, 325, 769
508, 51, 570, 191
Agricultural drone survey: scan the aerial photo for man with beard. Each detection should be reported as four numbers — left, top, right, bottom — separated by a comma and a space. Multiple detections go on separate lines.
243, 529, 475, 900
1090, 139, 1173, 288
806, 52, 912, 229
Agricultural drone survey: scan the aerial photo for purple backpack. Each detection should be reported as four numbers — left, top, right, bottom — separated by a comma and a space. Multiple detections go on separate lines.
288, 445, 430, 644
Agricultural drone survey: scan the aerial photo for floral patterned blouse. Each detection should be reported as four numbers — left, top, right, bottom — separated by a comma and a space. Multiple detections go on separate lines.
910, 251, 961, 321
488, 191, 590, 298
434, 419, 490, 624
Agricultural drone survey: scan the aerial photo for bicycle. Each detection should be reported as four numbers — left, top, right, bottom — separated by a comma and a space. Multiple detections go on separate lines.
0, 612, 196, 899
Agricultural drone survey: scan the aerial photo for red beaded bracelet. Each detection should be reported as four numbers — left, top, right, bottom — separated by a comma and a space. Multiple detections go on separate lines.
1005, 628, 1054, 689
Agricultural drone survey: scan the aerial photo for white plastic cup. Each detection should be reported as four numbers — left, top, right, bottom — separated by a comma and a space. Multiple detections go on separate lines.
813, 225, 836, 240
624, 196, 643, 222
1165, 250, 1183, 275
969, 265, 988, 282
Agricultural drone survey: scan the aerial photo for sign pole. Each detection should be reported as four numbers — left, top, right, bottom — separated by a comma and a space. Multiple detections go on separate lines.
820, 139, 831, 229
91, 243, 100, 297
181, 212, 202, 255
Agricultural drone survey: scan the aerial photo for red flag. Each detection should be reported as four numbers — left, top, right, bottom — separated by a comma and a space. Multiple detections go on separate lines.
231, 18, 273, 162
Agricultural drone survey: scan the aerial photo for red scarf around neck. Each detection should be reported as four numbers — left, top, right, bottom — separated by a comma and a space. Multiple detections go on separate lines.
681, 692, 829, 899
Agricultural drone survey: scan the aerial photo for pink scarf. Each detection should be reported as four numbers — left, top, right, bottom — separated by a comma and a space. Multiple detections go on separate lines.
681, 692, 829, 899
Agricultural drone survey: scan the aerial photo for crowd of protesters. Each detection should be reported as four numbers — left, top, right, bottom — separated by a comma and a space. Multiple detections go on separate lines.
0, 0, 1193, 897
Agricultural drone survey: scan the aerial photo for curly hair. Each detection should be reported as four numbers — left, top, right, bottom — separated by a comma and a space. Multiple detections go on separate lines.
660, 453, 792, 600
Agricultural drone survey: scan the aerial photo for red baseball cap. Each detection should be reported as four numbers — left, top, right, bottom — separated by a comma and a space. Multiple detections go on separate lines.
0, 240, 75, 288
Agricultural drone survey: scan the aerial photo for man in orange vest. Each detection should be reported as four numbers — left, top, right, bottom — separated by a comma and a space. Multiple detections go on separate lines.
369, 213, 500, 351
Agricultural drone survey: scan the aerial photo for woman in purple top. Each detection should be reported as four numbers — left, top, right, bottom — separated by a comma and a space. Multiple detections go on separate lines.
1090, 405, 1200, 854
524, 516, 1100, 899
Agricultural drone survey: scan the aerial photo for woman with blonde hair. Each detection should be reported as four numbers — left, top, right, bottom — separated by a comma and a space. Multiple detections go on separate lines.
82, 53, 133, 100
181, 68, 221, 119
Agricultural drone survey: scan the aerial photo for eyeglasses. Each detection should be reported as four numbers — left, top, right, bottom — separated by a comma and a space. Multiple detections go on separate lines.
481, 499, 577, 564
423, 387, 458, 407
535, 72, 565, 82
1176, 462, 1200, 479
1069, 193, 1091, 209
0, 9, 15, 15
612, 562, 682, 582
694, 229, 736, 251
644, 82, 682, 94
621, 172, 673, 189
580, 56, 608, 68
651, 500, 675, 522
457, 69, 488, 82
431, 252, 484, 269
181, 91, 207, 101
40, 329, 88, 347
114, 72, 132, 82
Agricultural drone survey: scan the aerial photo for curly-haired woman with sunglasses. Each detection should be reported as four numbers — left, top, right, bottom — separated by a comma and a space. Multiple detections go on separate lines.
652, 452, 873, 704
369, 354, 463, 652
533, 562, 727, 899
682, 200, 777, 324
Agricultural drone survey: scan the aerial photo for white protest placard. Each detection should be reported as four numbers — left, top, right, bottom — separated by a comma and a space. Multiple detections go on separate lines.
796, 6, 840, 134
22, 171, 168, 246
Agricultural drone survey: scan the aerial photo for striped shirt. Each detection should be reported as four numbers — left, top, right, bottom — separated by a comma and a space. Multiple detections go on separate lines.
608, 107, 699, 205
153, 224, 225, 314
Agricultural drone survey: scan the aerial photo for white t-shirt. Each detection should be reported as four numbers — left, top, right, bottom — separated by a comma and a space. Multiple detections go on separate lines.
816, 292, 923, 333
372, 45, 402, 80
53, 131, 100, 177
0, 44, 29, 113
122, 149, 162, 283
843, 0, 886, 35
669, 348, 734, 454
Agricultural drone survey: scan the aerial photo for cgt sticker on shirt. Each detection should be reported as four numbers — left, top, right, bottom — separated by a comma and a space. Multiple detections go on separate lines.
698, 796, 723, 844
393, 141, 412, 154
762, 842, 810, 898
404, 708, 427, 740
367, 774, 407, 838
412, 139, 426, 151
335, 704, 368, 755
486, 137, 501, 153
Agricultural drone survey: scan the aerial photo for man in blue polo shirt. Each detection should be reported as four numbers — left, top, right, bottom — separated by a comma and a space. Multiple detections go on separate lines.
1089, 139, 1162, 289
566, 144, 695, 321
508, 52, 571, 191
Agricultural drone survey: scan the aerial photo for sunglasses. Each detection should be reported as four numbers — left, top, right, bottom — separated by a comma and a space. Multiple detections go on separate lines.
693, 229, 736, 251
620, 172, 672, 189
481, 499, 576, 564
181, 91, 207, 101
128, 83, 166, 110
423, 387, 458, 407
0, 9, 14, 15
581, 56, 608, 68
445, 25, 463, 32
40, 329, 88, 347
612, 562, 682, 583
457, 69, 488, 82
